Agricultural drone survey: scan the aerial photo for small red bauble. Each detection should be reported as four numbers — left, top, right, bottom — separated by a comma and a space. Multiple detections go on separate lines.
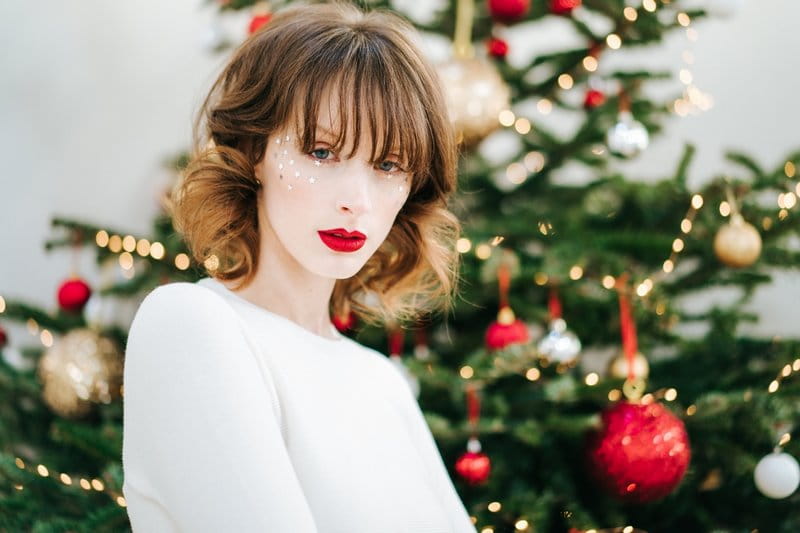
485, 306, 529, 350
248, 13, 272, 34
332, 311, 357, 333
549, 0, 582, 15
0, 324, 7, 349
585, 401, 691, 503
584, 89, 606, 109
57, 277, 92, 313
455, 438, 491, 485
487, 37, 509, 59
487, 0, 530, 23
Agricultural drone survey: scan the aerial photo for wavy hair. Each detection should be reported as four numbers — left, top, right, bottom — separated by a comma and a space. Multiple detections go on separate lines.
169, 1, 461, 326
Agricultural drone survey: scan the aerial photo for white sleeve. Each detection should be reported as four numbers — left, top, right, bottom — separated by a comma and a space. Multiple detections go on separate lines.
392, 371, 477, 533
121, 283, 318, 533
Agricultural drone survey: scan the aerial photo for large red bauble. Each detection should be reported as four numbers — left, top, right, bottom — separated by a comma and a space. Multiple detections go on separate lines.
549, 0, 582, 15
487, 0, 530, 23
57, 278, 92, 313
585, 401, 691, 503
485, 318, 529, 350
455, 451, 491, 485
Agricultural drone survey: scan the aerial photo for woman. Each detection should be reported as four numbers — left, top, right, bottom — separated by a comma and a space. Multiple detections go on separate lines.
122, 2, 475, 532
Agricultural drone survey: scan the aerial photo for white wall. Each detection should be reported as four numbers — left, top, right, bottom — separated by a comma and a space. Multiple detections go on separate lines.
0, 1, 797, 351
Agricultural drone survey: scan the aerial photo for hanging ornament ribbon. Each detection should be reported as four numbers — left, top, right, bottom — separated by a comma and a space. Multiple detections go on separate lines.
453, 0, 476, 59
414, 326, 428, 349
548, 286, 563, 321
388, 327, 405, 357
497, 262, 511, 310
618, 87, 631, 113
617, 283, 639, 382
466, 382, 481, 434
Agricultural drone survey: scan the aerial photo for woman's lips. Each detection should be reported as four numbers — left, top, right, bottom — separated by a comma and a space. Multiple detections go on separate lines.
318, 230, 367, 253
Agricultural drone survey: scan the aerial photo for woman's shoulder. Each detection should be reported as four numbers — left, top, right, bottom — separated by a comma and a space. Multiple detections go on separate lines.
131, 280, 238, 332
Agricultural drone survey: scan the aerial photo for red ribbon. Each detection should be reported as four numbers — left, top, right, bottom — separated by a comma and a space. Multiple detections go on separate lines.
414, 326, 428, 348
617, 285, 639, 382
497, 263, 510, 309
388, 328, 404, 356
548, 286, 563, 320
466, 383, 480, 429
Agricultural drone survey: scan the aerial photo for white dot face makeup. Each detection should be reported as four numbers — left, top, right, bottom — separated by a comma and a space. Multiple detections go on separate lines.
253, 105, 413, 282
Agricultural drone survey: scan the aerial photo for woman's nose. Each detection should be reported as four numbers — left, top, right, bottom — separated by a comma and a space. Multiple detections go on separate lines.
335, 168, 372, 217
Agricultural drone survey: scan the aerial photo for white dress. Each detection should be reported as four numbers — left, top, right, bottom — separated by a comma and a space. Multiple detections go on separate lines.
121, 276, 477, 532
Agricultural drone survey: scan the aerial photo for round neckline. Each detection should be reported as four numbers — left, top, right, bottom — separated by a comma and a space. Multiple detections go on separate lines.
198, 277, 347, 345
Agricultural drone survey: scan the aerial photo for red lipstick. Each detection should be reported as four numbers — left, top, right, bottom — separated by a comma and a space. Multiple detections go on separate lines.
318, 228, 367, 253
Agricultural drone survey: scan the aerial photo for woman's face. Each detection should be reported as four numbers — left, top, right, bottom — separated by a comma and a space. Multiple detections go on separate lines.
254, 98, 412, 280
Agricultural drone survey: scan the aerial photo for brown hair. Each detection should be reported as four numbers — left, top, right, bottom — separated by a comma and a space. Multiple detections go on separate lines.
169, 1, 461, 326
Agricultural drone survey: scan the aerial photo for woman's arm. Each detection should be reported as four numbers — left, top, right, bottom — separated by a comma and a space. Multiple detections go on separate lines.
392, 370, 478, 533
122, 283, 318, 532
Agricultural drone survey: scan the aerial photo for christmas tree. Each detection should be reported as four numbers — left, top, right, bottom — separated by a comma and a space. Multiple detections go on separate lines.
2, 0, 799, 531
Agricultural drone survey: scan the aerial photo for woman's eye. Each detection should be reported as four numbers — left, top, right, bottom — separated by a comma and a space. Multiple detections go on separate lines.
310, 148, 333, 160
378, 160, 403, 173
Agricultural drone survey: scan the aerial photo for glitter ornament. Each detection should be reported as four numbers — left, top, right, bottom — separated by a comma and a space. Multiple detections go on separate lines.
585, 401, 691, 503
455, 437, 491, 485
537, 318, 581, 364
487, 0, 530, 23
437, 57, 511, 147
486, 36, 509, 59
606, 111, 649, 157
57, 277, 92, 313
713, 213, 762, 268
754, 451, 800, 499
608, 351, 650, 380
37, 328, 123, 418
549, 0, 582, 15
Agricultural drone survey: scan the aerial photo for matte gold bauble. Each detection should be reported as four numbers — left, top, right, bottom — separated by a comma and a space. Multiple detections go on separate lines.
436, 57, 511, 147
713, 213, 762, 268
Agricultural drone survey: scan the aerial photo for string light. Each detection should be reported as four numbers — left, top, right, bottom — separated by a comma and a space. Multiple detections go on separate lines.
767, 357, 800, 394
13, 456, 127, 507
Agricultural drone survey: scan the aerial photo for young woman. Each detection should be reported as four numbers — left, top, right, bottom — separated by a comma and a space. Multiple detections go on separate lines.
122, 2, 475, 531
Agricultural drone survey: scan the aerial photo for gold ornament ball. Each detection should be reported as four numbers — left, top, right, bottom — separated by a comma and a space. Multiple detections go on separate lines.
436, 57, 511, 147
38, 328, 124, 418
714, 213, 762, 268
608, 351, 650, 380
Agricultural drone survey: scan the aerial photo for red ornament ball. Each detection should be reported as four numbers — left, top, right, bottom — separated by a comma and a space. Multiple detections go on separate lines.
487, 37, 509, 59
487, 0, 530, 23
549, 0, 582, 15
455, 439, 491, 485
584, 89, 606, 109
485, 307, 530, 350
585, 401, 691, 503
57, 278, 92, 313
248, 13, 272, 34
332, 311, 357, 333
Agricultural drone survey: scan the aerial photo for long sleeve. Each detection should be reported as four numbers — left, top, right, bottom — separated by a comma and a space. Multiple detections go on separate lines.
121, 283, 318, 532
392, 372, 477, 533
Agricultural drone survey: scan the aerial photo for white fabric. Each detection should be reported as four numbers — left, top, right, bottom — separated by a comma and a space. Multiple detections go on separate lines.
122, 276, 476, 532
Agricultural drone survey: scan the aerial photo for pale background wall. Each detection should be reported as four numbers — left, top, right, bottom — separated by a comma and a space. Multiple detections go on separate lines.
0, 1, 797, 353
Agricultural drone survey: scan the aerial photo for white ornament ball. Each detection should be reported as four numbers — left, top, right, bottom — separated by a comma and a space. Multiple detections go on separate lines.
390, 354, 420, 398
606, 110, 649, 157
754, 451, 800, 499
713, 213, 762, 268
537, 318, 582, 363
